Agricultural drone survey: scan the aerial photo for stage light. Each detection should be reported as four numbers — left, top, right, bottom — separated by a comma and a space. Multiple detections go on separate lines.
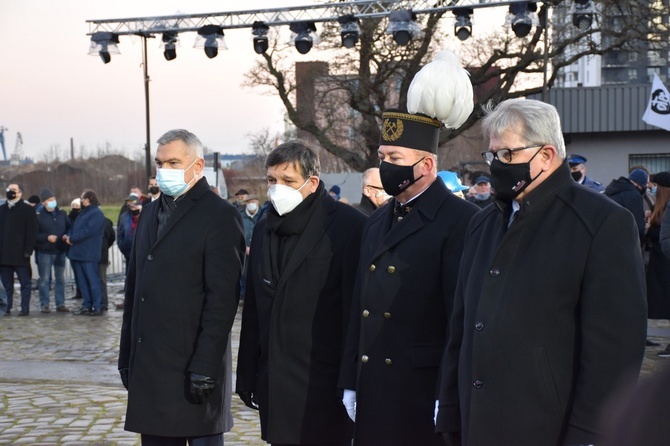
506, 2, 538, 38
88, 32, 120, 64
573, 0, 594, 30
161, 32, 179, 61
289, 21, 318, 55
252, 21, 270, 54
338, 15, 361, 48
453, 8, 473, 41
195, 25, 226, 59
386, 10, 421, 46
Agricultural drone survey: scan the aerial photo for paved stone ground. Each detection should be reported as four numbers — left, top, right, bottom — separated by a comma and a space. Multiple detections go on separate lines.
0, 278, 264, 446
1, 278, 669, 445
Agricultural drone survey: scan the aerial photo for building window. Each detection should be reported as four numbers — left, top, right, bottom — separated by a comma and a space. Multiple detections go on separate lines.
630, 153, 670, 175
628, 69, 638, 81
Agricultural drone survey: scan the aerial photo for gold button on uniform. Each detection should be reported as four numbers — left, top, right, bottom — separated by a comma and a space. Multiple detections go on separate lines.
384, 312, 391, 319
362, 310, 370, 317
385, 358, 392, 365
361, 355, 369, 363
369, 264, 376, 272
387, 266, 396, 274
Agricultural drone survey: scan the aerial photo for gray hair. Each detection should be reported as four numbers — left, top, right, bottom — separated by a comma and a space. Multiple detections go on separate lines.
156, 129, 204, 159
481, 99, 566, 159
266, 140, 320, 178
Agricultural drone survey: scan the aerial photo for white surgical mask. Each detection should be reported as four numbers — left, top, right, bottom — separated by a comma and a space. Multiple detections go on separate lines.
268, 179, 310, 216
246, 202, 258, 214
156, 158, 198, 197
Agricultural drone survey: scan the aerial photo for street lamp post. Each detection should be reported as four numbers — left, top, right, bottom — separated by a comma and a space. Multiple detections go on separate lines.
140, 34, 153, 185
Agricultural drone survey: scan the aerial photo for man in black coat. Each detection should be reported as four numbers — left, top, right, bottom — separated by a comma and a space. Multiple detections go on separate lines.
436, 99, 647, 446
356, 167, 391, 216
604, 168, 649, 243
119, 129, 245, 445
236, 140, 365, 445
338, 107, 478, 445
0, 183, 38, 316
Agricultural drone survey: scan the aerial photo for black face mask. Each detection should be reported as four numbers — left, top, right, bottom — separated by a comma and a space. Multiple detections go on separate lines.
6, 190, 16, 201
571, 171, 583, 182
489, 148, 544, 201
380, 158, 425, 197
69, 209, 80, 218
130, 209, 141, 216
148, 186, 160, 195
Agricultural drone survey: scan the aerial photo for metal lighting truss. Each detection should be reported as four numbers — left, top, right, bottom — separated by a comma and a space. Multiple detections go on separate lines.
86, 0, 553, 36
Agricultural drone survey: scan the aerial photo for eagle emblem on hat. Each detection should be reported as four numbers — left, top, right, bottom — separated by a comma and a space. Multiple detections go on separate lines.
382, 118, 404, 142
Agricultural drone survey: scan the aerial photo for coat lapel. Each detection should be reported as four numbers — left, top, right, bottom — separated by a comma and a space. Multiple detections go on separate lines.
276, 195, 335, 289
150, 178, 209, 251
369, 180, 449, 262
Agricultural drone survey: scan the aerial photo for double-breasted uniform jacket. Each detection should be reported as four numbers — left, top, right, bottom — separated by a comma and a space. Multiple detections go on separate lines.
236, 184, 366, 445
118, 178, 245, 437
436, 162, 647, 446
0, 200, 37, 266
339, 179, 478, 446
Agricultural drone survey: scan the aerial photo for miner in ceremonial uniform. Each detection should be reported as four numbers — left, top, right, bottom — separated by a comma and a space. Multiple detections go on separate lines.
338, 51, 479, 446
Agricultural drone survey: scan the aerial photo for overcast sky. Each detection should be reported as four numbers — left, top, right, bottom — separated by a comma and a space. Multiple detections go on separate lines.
0, 0, 312, 161
0, 1, 509, 162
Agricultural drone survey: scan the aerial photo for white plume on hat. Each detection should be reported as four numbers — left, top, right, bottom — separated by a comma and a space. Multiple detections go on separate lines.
407, 50, 474, 129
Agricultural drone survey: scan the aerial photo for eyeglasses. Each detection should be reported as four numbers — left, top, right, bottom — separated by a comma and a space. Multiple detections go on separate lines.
481, 145, 544, 165
367, 185, 385, 190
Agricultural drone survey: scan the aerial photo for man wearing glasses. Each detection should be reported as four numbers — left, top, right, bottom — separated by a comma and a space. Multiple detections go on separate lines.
356, 167, 391, 216
436, 98, 647, 446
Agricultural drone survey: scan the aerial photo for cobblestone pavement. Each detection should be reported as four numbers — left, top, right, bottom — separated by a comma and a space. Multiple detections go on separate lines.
1, 279, 669, 445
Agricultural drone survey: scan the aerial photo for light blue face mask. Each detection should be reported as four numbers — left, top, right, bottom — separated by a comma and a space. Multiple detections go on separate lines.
46, 200, 57, 210
156, 158, 198, 197
651, 186, 657, 196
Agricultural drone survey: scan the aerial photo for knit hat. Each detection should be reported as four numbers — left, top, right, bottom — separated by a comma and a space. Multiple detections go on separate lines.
329, 185, 341, 199
652, 171, 670, 187
628, 169, 649, 188
39, 188, 55, 202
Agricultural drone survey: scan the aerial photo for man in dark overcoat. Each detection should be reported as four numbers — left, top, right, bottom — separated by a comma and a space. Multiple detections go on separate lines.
236, 140, 365, 445
0, 183, 37, 316
436, 99, 647, 446
119, 129, 245, 445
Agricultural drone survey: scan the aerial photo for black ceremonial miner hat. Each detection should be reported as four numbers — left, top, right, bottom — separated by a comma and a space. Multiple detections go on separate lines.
380, 109, 442, 154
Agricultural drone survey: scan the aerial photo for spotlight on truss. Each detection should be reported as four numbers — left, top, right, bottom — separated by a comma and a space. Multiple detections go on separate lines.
195, 25, 226, 59
338, 14, 361, 48
252, 21, 270, 55
88, 32, 120, 64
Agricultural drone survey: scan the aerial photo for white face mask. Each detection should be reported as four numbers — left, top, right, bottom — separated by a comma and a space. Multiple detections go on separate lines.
246, 202, 258, 214
156, 158, 198, 197
268, 179, 310, 216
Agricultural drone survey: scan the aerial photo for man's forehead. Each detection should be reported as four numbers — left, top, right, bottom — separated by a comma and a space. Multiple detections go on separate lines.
268, 162, 301, 176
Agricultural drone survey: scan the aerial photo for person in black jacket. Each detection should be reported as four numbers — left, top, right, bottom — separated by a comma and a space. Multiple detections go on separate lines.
0, 183, 38, 316
35, 188, 70, 313
436, 98, 647, 446
119, 129, 245, 445
236, 140, 366, 445
604, 168, 649, 243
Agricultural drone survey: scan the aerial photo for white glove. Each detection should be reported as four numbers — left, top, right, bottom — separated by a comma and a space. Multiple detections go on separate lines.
434, 400, 439, 425
343, 389, 356, 421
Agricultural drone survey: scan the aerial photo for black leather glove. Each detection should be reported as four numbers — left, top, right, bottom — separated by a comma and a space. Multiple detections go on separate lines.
119, 368, 129, 390
238, 391, 259, 410
189, 372, 216, 405
442, 432, 462, 446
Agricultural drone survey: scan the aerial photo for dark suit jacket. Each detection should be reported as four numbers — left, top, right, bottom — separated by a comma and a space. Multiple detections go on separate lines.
119, 177, 245, 437
339, 179, 478, 446
0, 200, 37, 266
437, 162, 647, 446
236, 185, 365, 444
